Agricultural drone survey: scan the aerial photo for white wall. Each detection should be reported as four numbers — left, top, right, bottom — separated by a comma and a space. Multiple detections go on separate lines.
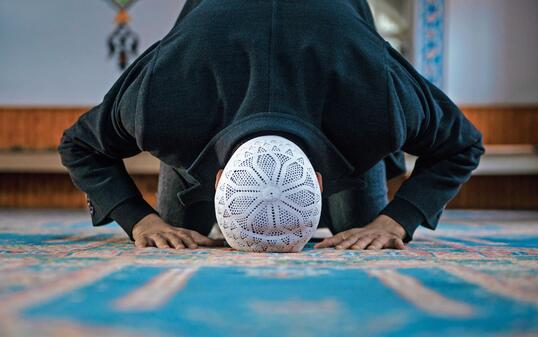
445, 0, 538, 104
0, 0, 184, 105
1, 0, 537, 105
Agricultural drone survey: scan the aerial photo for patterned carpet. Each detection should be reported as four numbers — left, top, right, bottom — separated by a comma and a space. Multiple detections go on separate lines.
1, 209, 537, 337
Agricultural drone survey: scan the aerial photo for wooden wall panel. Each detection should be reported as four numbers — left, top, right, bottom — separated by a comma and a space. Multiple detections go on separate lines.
0, 173, 157, 209
388, 175, 538, 210
460, 105, 538, 144
450, 175, 538, 209
0, 105, 537, 150
0, 106, 85, 150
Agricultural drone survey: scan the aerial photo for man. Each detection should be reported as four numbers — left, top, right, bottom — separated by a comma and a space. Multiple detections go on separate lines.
58, 0, 484, 251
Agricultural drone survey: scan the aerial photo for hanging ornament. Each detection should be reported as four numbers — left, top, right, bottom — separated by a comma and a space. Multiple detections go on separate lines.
105, 0, 140, 70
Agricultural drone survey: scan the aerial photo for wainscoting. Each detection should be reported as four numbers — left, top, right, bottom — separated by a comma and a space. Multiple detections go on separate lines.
1, 105, 537, 209
0, 173, 157, 209
0, 106, 87, 150
462, 106, 538, 144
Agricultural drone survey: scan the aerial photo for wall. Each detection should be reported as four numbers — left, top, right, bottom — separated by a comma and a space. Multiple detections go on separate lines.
1, 0, 537, 106
444, 0, 538, 104
0, 0, 184, 105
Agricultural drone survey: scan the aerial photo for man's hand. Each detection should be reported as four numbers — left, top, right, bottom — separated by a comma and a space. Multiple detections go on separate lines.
314, 215, 406, 250
132, 213, 225, 249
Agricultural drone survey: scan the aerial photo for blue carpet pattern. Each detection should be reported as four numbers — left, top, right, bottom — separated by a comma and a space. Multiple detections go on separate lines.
1, 210, 537, 337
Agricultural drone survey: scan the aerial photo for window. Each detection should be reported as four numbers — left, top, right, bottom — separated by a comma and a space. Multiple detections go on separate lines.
368, 0, 415, 62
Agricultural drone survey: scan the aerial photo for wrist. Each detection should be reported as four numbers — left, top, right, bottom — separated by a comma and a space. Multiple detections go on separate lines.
377, 214, 406, 239
109, 197, 157, 241
132, 213, 162, 238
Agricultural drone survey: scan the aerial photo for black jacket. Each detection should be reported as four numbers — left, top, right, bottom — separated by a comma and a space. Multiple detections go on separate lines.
58, 0, 484, 241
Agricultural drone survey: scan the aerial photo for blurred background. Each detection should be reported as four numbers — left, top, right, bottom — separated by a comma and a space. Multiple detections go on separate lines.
0, 0, 537, 211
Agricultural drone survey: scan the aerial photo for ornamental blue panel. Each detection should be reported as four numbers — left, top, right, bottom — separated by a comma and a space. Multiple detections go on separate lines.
416, 0, 445, 88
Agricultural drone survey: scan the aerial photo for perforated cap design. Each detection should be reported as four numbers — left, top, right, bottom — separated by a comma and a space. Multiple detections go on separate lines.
215, 135, 322, 252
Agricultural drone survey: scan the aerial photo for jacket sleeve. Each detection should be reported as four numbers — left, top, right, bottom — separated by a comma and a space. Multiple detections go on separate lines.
58, 41, 161, 240
380, 43, 485, 241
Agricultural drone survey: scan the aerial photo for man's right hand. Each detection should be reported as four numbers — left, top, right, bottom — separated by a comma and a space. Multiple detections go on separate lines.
132, 213, 225, 249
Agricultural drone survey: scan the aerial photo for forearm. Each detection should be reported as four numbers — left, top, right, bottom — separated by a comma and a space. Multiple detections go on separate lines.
58, 129, 156, 235
383, 138, 484, 240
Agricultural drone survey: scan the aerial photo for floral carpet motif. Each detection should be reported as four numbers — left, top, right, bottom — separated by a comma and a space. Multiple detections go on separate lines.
1, 210, 537, 337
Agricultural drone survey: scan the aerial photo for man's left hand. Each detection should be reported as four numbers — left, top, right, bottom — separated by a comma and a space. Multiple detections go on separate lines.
314, 215, 406, 250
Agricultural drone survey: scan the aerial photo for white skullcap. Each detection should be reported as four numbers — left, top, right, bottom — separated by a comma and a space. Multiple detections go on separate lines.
214, 135, 322, 252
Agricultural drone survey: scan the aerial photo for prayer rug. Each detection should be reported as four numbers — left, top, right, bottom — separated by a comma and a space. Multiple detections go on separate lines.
1, 209, 537, 337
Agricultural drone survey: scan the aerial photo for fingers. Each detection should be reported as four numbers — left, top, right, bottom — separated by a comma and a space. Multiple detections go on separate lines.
174, 232, 198, 249
350, 235, 375, 250
365, 237, 405, 250
314, 232, 405, 250
314, 233, 347, 249
134, 229, 227, 249
146, 233, 188, 249
144, 232, 198, 250
389, 237, 406, 250
341, 235, 406, 250
149, 233, 170, 249
186, 230, 222, 247
366, 237, 386, 250
132, 217, 226, 250
135, 236, 150, 248
335, 235, 360, 250
165, 233, 186, 250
